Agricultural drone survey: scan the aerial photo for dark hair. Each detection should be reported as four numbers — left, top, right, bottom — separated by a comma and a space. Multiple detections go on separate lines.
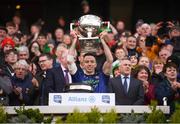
132, 65, 151, 81
83, 52, 96, 58
39, 53, 53, 61
38, 32, 47, 38
5, 49, 18, 57
162, 62, 178, 73
6, 21, 16, 27
0, 26, 8, 33
31, 23, 41, 30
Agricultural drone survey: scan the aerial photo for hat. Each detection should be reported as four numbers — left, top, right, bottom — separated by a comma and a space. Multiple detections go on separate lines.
0, 26, 8, 33
1, 37, 15, 49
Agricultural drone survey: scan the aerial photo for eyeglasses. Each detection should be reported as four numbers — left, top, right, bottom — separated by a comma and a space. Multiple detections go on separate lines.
15, 68, 26, 71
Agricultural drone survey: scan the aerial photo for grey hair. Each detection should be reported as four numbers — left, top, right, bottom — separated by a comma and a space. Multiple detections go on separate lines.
14, 60, 29, 70
17, 45, 29, 55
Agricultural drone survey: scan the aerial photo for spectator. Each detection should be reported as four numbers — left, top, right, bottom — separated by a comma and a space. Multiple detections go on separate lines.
108, 58, 144, 105
116, 20, 125, 36
138, 56, 150, 68
10, 60, 35, 106
0, 26, 7, 42
155, 62, 180, 113
158, 48, 172, 64
140, 23, 151, 37
27, 23, 41, 45
4, 49, 18, 77
6, 21, 17, 39
151, 58, 165, 86
0, 37, 15, 66
129, 53, 139, 69
35, 54, 53, 105
63, 34, 72, 47
112, 64, 121, 78
54, 28, 64, 47
125, 36, 139, 57
133, 65, 156, 105
17, 45, 30, 61
12, 14, 29, 35
45, 44, 72, 97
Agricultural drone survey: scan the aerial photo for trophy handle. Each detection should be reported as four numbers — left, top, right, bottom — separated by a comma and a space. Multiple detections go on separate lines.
102, 21, 110, 28
70, 23, 75, 31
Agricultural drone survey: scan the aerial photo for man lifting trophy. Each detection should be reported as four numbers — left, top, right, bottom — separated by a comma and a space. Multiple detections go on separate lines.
70, 14, 110, 52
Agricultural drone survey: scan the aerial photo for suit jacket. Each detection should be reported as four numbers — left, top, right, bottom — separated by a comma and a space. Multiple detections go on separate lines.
108, 76, 144, 105
45, 65, 66, 95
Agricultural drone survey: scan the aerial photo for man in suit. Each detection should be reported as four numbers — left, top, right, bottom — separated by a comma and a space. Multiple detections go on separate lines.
108, 58, 144, 105
45, 44, 72, 98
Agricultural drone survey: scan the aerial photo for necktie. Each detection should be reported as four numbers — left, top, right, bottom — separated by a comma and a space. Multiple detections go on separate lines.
64, 70, 69, 84
123, 76, 128, 93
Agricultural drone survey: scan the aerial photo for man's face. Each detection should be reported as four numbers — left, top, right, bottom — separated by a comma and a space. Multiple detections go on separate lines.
39, 56, 52, 70
126, 37, 137, 49
141, 24, 151, 36
37, 36, 47, 46
115, 48, 125, 60
138, 57, 150, 67
31, 25, 39, 34
120, 60, 131, 76
83, 55, 97, 74
0, 29, 7, 39
5, 52, 18, 64
18, 51, 29, 60
116, 21, 125, 31
6, 26, 16, 36
159, 49, 171, 63
14, 66, 27, 79
55, 29, 64, 39
165, 67, 177, 81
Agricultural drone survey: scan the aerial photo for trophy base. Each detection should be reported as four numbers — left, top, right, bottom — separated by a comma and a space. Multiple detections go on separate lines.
79, 38, 100, 53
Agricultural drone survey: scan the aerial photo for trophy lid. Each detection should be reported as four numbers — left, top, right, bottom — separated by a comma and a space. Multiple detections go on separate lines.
79, 14, 101, 27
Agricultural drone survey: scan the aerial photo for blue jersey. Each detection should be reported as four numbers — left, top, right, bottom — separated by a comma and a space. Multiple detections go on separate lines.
72, 69, 109, 93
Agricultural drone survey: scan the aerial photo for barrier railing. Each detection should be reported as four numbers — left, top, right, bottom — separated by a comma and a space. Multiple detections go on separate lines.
5, 105, 170, 114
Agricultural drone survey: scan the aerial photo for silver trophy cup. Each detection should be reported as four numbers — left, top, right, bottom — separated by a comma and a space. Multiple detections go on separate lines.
70, 14, 109, 52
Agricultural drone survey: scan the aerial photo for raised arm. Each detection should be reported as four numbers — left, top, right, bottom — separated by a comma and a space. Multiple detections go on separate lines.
100, 31, 114, 75
67, 31, 78, 75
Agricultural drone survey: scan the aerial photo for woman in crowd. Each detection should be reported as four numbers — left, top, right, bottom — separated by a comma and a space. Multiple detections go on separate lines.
155, 62, 180, 113
133, 65, 156, 104
151, 58, 165, 86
